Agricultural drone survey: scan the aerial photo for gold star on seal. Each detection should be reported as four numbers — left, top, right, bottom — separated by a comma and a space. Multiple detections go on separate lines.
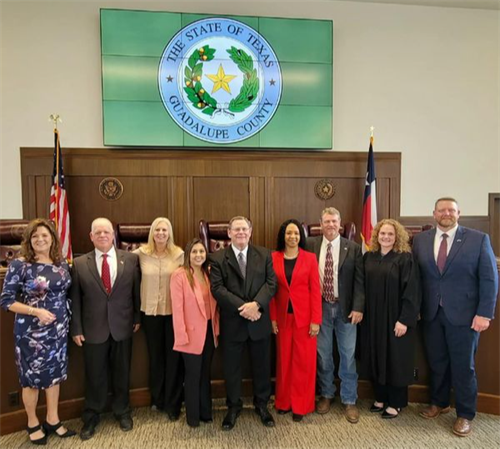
205, 64, 237, 94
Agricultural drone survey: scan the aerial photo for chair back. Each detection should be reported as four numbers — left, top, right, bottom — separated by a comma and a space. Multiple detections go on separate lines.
0, 220, 30, 267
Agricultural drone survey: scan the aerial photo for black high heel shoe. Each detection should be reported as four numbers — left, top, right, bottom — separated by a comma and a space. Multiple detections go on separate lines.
43, 421, 77, 438
370, 402, 384, 413
26, 424, 47, 445
381, 407, 401, 419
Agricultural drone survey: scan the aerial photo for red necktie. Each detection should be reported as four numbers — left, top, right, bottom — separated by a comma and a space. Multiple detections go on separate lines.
101, 254, 112, 294
437, 234, 448, 274
323, 243, 335, 302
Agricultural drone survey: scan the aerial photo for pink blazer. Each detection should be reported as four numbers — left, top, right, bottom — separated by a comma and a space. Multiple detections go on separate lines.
170, 268, 219, 355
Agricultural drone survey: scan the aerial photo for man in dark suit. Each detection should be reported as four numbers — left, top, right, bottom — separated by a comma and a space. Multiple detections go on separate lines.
70, 217, 141, 440
210, 216, 277, 430
413, 197, 498, 437
306, 207, 364, 424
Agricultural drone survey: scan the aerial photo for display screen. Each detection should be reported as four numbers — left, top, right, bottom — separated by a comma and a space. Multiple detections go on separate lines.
101, 9, 333, 148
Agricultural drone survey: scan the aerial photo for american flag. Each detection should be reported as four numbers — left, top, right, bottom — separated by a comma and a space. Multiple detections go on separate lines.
361, 136, 377, 253
49, 129, 73, 262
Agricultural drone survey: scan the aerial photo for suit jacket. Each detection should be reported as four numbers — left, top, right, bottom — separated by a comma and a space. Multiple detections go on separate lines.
306, 236, 365, 322
209, 244, 277, 341
413, 225, 498, 326
70, 249, 141, 344
270, 249, 322, 329
170, 268, 220, 355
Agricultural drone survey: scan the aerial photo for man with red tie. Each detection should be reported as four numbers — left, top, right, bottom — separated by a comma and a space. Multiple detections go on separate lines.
413, 198, 498, 437
306, 207, 365, 423
70, 218, 141, 440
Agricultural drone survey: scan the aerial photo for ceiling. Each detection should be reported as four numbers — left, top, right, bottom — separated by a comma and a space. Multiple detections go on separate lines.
335, 0, 499, 11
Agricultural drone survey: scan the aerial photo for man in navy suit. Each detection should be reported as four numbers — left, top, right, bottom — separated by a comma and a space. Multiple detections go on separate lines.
413, 198, 498, 437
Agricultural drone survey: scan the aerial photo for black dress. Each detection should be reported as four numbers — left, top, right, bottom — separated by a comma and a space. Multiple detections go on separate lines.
361, 251, 421, 387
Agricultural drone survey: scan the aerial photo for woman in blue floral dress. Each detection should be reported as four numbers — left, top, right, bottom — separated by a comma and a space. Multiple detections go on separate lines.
1, 218, 76, 444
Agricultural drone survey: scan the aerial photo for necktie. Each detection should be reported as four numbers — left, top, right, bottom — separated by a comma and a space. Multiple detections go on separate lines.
237, 252, 246, 279
101, 254, 112, 294
437, 233, 448, 274
323, 243, 335, 302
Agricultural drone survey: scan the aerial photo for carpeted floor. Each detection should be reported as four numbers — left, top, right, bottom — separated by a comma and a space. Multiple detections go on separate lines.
2, 400, 499, 449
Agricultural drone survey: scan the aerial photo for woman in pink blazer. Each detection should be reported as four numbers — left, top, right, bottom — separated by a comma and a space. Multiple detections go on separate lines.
270, 219, 322, 422
171, 239, 219, 427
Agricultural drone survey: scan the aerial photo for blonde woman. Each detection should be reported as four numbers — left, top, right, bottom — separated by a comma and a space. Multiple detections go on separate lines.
361, 219, 421, 419
134, 217, 184, 420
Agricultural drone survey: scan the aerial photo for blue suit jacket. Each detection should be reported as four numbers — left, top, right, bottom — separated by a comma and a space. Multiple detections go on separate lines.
412, 226, 498, 326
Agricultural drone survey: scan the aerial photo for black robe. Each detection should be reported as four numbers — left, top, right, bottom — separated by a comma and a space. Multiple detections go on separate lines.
360, 250, 421, 387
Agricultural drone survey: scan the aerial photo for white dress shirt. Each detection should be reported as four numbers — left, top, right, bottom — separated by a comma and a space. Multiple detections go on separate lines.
434, 225, 458, 262
232, 244, 249, 264
95, 246, 118, 287
319, 235, 340, 298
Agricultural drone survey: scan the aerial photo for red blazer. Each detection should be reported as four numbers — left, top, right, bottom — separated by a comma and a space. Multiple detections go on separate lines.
171, 268, 220, 355
270, 249, 322, 329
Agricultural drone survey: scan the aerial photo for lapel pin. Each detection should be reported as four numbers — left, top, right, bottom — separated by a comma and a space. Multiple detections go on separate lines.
456, 239, 462, 243
120, 260, 124, 265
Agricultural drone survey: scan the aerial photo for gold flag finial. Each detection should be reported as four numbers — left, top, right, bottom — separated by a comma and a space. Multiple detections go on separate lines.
370, 126, 375, 144
49, 114, 62, 130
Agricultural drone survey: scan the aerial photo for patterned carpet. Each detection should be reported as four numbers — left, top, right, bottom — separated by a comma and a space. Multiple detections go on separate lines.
1, 400, 499, 449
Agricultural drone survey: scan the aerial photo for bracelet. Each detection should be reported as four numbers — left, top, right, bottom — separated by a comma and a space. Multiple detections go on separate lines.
27, 307, 34, 316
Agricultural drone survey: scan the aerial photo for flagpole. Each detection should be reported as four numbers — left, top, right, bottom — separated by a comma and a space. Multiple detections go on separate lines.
49, 114, 61, 229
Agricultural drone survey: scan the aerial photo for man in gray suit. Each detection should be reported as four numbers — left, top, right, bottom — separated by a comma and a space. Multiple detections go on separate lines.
70, 218, 141, 440
306, 207, 364, 423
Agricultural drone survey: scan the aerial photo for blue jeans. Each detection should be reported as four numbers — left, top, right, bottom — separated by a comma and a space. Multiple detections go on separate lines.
317, 301, 358, 404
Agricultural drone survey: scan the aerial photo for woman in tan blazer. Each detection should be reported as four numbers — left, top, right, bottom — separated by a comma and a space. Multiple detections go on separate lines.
171, 238, 219, 428
133, 217, 184, 420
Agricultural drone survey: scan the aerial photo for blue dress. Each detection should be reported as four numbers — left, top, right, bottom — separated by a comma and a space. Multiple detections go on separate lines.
0, 259, 71, 389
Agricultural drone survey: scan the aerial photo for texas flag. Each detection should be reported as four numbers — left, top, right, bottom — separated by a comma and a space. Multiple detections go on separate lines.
361, 137, 377, 253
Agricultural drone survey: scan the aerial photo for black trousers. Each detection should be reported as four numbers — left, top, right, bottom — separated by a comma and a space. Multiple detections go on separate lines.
182, 323, 215, 426
223, 335, 271, 411
373, 382, 408, 409
142, 313, 184, 414
82, 335, 132, 423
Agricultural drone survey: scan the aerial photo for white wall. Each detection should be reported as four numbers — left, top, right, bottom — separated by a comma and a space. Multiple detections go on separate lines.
1, 0, 498, 218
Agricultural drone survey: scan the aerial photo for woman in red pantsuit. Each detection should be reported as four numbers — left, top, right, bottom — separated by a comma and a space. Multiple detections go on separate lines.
270, 219, 322, 422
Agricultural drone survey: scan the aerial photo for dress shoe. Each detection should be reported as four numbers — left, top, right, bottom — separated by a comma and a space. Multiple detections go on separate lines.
26, 424, 47, 445
419, 404, 451, 419
221, 410, 240, 431
277, 409, 291, 415
43, 421, 77, 438
370, 402, 384, 413
80, 418, 99, 441
118, 415, 133, 432
316, 397, 332, 414
452, 417, 472, 437
255, 407, 275, 427
345, 404, 359, 424
292, 413, 304, 422
167, 411, 180, 422
381, 407, 401, 419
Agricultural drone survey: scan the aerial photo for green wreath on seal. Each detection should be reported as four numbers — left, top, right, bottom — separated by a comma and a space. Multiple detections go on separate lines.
183, 45, 259, 117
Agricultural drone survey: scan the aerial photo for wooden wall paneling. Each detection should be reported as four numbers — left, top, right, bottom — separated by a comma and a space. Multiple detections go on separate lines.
489, 193, 500, 256
34, 176, 51, 218
66, 176, 170, 254
170, 176, 190, 249
375, 178, 390, 220
193, 176, 250, 239
264, 176, 275, 249
249, 177, 265, 247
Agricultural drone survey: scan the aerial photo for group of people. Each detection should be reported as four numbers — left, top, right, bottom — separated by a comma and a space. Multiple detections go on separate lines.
1, 197, 498, 445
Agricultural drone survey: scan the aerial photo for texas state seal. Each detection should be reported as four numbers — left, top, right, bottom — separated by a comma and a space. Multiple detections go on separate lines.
158, 18, 282, 144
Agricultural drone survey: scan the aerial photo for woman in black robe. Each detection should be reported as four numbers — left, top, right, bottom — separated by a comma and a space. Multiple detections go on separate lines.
362, 219, 421, 418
